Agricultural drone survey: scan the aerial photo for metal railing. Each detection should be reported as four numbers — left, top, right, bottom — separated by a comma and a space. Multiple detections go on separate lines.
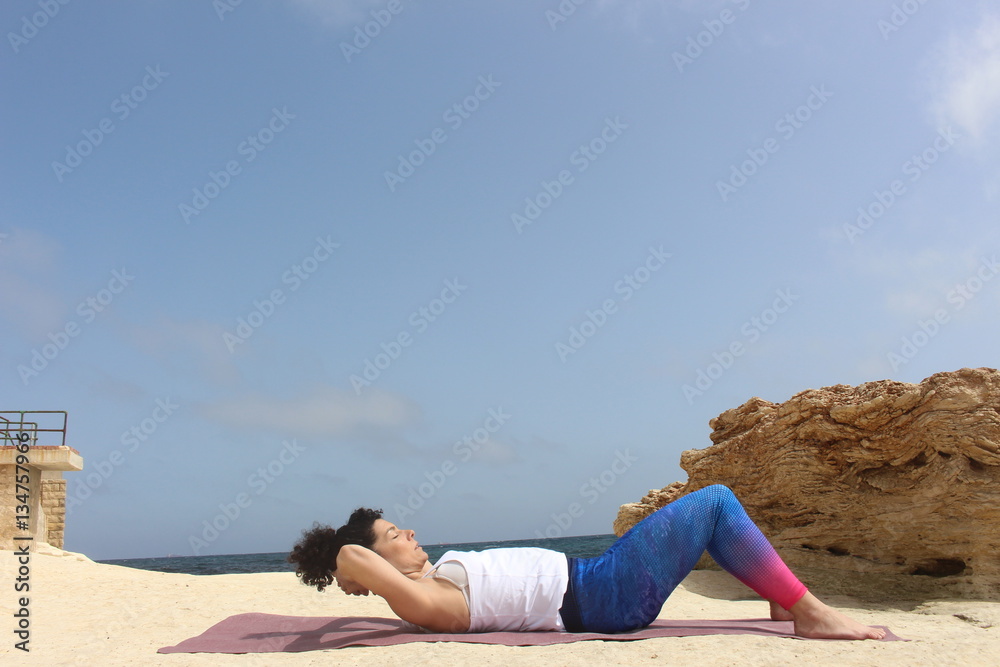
0, 411, 68, 447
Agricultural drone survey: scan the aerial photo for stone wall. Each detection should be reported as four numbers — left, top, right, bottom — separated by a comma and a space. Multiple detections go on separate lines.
0, 465, 69, 550
0, 463, 38, 550
41, 475, 66, 548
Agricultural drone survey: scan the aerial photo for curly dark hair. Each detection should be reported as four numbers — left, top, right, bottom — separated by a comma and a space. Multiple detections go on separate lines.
287, 507, 383, 592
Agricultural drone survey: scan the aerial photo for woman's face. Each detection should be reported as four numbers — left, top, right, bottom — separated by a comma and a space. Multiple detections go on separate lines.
371, 518, 428, 575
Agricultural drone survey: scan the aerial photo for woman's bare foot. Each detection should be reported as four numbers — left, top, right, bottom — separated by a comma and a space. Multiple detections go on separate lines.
769, 600, 794, 621
787, 592, 886, 640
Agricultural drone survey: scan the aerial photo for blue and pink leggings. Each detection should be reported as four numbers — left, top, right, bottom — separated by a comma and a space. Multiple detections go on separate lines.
561, 484, 808, 633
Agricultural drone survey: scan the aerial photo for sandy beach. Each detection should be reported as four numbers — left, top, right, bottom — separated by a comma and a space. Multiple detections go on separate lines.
1, 547, 997, 666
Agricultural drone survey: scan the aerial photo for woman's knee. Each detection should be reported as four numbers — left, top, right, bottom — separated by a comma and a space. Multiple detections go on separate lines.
643, 484, 737, 523
698, 483, 735, 499
694, 484, 742, 513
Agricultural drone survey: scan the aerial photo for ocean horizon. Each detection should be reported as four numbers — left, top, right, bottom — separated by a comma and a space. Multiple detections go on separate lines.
98, 533, 620, 576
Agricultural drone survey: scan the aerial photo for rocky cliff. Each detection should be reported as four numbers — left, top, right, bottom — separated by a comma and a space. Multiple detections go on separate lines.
615, 367, 1000, 599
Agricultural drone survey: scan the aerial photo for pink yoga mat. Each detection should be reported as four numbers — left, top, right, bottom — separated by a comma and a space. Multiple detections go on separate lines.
158, 613, 907, 653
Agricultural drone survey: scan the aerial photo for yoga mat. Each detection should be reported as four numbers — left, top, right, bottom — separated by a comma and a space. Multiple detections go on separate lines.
158, 613, 907, 653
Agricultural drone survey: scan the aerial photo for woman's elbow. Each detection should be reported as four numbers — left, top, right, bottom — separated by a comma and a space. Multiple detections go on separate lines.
336, 544, 365, 568
334, 544, 372, 583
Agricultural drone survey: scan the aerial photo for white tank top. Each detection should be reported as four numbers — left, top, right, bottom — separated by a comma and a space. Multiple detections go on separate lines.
428, 547, 569, 632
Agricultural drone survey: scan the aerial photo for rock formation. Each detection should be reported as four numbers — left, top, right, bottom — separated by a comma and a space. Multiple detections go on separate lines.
615, 367, 1000, 599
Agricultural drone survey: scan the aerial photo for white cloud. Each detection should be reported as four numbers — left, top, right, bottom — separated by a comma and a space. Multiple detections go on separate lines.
0, 227, 69, 338
927, 13, 1000, 144
419, 434, 522, 467
472, 438, 521, 464
199, 385, 421, 439
985, 169, 1000, 200
282, 0, 384, 26
126, 316, 241, 385
851, 244, 997, 319
598, 0, 732, 12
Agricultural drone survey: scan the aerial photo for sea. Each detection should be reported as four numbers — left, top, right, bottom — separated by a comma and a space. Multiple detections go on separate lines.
97, 534, 620, 576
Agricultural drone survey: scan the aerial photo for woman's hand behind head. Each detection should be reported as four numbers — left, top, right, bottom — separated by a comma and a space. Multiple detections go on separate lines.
335, 570, 371, 596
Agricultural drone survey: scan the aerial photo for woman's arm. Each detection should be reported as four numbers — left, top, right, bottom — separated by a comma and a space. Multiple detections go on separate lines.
335, 544, 442, 628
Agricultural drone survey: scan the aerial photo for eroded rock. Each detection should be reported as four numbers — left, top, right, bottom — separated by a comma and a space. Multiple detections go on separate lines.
615, 368, 1000, 598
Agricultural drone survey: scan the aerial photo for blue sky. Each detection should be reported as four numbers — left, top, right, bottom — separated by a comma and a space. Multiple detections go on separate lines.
2, 0, 998, 560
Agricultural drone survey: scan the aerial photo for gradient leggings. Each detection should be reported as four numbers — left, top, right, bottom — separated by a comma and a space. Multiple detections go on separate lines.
565, 484, 808, 633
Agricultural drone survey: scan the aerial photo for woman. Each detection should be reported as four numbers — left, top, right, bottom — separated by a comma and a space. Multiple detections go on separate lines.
288, 484, 886, 639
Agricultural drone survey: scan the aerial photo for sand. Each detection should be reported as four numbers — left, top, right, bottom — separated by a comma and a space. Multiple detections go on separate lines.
1, 547, 997, 666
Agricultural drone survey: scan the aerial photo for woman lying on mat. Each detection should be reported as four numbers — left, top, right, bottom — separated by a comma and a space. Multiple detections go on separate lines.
288, 484, 885, 639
